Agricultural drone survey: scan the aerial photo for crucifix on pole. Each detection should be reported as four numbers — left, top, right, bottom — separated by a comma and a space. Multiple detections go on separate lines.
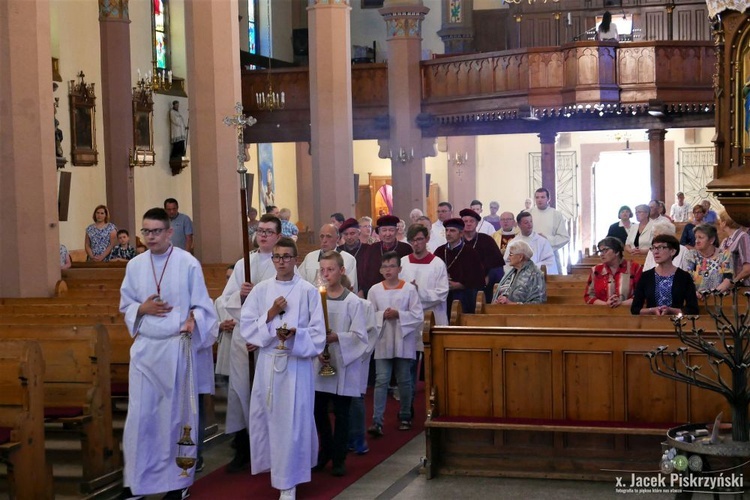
223, 102, 258, 387
223, 102, 258, 282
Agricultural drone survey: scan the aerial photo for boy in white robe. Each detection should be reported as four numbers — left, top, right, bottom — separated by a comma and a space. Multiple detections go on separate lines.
221, 214, 282, 472
312, 252, 368, 476
119, 208, 218, 499
367, 251, 423, 436
348, 289, 380, 455
240, 238, 326, 500
400, 224, 449, 419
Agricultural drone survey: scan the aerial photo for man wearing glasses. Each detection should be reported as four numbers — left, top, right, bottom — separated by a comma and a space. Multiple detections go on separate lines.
119, 208, 218, 500
220, 214, 284, 473
492, 211, 520, 255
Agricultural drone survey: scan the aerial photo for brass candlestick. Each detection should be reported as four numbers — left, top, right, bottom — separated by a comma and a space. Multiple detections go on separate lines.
319, 339, 337, 377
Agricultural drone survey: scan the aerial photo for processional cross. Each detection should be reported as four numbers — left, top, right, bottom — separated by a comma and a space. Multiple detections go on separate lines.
223, 102, 257, 387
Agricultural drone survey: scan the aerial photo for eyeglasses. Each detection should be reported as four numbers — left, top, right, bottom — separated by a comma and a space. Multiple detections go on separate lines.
409, 237, 427, 243
598, 247, 612, 253
256, 229, 278, 236
650, 245, 670, 252
271, 254, 295, 262
380, 264, 399, 269
140, 228, 167, 236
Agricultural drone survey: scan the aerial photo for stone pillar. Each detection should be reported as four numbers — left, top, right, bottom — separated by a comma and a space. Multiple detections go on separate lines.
446, 136, 476, 210
437, 0, 474, 54
308, 0, 355, 230
99, 0, 136, 237
380, 3, 430, 220
539, 130, 557, 207
648, 129, 667, 202
184, 0, 244, 263
0, 0, 60, 297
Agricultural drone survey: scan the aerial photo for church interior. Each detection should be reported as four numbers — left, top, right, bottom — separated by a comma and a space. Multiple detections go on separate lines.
4, 0, 750, 497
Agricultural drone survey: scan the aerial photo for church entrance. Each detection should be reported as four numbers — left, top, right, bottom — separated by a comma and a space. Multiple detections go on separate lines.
592, 150, 651, 244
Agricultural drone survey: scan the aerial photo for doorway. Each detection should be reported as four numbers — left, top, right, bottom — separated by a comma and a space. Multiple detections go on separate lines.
593, 150, 651, 245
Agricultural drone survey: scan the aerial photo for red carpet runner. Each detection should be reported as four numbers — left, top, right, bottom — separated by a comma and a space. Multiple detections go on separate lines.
191, 384, 426, 499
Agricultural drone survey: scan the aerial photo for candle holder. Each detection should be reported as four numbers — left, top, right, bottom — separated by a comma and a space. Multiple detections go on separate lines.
319, 339, 337, 377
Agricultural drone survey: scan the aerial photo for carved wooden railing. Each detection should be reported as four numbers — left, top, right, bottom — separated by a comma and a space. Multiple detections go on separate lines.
240, 41, 715, 143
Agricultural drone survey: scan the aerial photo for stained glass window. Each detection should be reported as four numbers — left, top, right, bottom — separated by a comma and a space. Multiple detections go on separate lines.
248, 0, 257, 55
153, 0, 170, 71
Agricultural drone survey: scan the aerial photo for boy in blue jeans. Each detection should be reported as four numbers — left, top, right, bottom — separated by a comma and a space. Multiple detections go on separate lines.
366, 251, 423, 435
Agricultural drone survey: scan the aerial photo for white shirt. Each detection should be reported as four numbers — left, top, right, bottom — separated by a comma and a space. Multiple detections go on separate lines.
670, 203, 690, 222
299, 249, 358, 293
504, 232, 559, 275
400, 254, 450, 327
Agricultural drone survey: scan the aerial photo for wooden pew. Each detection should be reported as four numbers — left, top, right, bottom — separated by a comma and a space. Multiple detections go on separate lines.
0, 341, 53, 499
0, 325, 119, 492
422, 316, 729, 480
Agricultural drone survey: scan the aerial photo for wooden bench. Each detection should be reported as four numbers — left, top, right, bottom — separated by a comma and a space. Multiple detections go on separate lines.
0, 325, 119, 492
422, 315, 728, 480
0, 340, 53, 499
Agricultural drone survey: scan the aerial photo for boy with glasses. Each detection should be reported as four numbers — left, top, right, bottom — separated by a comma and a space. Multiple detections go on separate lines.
240, 238, 326, 500
221, 214, 283, 472
119, 208, 218, 500
367, 251, 423, 436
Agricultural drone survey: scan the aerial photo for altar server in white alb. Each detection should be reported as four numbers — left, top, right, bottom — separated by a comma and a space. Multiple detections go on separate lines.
241, 238, 326, 500
119, 207, 218, 500
221, 214, 283, 472
298, 223, 359, 293
400, 224, 449, 326
367, 251, 424, 437
313, 251, 369, 477
348, 278, 381, 455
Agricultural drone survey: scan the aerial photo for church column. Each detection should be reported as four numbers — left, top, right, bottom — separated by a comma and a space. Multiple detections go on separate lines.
380, 3, 430, 220
308, 0, 355, 230
446, 136, 476, 210
184, 0, 243, 262
539, 130, 557, 207
0, 0, 60, 297
648, 128, 667, 202
437, 0, 474, 55
98, 0, 136, 237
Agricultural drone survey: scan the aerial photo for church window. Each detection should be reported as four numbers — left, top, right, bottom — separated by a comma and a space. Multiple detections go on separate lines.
153, 0, 170, 71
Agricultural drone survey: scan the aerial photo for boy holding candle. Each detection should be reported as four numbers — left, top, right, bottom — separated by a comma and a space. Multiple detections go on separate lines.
367, 251, 423, 436
240, 237, 326, 500
313, 251, 369, 476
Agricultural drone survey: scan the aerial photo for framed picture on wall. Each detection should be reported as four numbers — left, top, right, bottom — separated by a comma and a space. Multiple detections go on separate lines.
131, 83, 155, 166
68, 71, 98, 166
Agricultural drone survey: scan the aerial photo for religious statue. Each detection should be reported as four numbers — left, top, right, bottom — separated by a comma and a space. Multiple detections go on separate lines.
169, 100, 188, 159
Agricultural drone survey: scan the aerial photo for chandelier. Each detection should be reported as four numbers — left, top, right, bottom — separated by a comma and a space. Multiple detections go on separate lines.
255, 0, 284, 111
136, 59, 172, 93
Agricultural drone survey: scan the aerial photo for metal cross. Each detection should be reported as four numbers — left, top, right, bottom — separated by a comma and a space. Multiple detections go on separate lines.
223, 102, 257, 176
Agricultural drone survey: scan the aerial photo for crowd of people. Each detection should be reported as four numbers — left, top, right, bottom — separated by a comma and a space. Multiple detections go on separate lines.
594, 193, 748, 315
113, 190, 749, 500
115, 190, 576, 500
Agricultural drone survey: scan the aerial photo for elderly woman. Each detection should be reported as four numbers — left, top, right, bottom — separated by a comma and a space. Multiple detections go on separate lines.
584, 237, 642, 308
358, 216, 379, 245
718, 210, 750, 286
680, 204, 706, 249
642, 221, 689, 271
631, 234, 699, 315
491, 240, 546, 305
606, 206, 633, 245
683, 224, 733, 298
625, 204, 653, 255
85, 204, 117, 262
